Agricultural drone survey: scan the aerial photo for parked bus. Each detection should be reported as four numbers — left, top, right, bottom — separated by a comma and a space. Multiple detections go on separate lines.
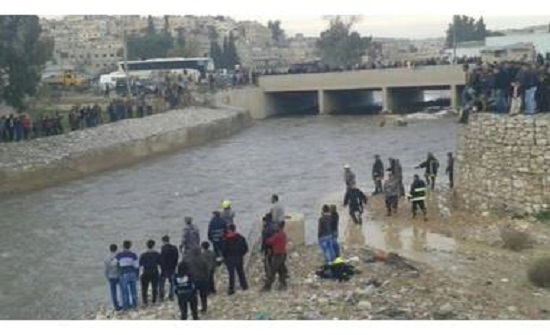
117, 57, 215, 81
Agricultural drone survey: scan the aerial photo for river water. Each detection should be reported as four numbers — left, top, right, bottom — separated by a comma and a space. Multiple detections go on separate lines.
0, 115, 458, 319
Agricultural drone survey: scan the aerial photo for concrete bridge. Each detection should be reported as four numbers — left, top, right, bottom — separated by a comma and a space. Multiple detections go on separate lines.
215, 65, 467, 117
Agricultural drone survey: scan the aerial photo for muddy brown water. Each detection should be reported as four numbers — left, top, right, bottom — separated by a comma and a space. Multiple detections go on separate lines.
0, 115, 459, 319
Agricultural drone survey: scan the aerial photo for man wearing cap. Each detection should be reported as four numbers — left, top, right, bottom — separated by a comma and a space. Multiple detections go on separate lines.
221, 200, 235, 225
343, 165, 356, 190
181, 217, 201, 255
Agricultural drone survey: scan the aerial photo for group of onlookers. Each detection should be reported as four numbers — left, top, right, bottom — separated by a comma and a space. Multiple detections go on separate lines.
461, 57, 550, 116
104, 195, 289, 320
0, 113, 63, 142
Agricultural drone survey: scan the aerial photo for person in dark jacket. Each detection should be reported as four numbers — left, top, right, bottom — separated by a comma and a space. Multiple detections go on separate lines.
159, 235, 179, 302
139, 240, 162, 305
343, 186, 368, 224
181, 216, 200, 255
221, 224, 249, 295
408, 175, 428, 221
372, 155, 384, 195
329, 204, 340, 257
261, 224, 288, 291
416, 152, 439, 190
201, 241, 217, 295
208, 211, 227, 261
174, 261, 199, 320
183, 247, 210, 313
446, 152, 454, 189
395, 159, 406, 197
318, 205, 336, 264
384, 172, 399, 216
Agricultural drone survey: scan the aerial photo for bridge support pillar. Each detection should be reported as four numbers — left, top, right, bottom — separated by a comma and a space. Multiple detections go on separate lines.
382, 87, 394, 113
450, 85, 459, 110
318, 90, 334, 114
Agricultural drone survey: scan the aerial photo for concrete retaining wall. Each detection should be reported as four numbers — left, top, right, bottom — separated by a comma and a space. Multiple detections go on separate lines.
0, 107, 252, 195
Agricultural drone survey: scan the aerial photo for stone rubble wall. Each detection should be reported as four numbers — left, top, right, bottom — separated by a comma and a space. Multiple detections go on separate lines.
0, 107, 252, 195
456, 113, 550, 215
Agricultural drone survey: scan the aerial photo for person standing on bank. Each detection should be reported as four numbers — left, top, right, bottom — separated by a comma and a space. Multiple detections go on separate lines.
415, 152, 439, 191
208, 211, 227, 262
343, 164, 356, 190
383, 172, 399, 216
104, 244, 121, 311
329, 204, 340, 257
408, 174, 428, 221
372, 155, 385, 195
174, 262, 199, 320
201, 241, 217, 295
139, 239, 162, 306
183, 247, 210, 313
270, 194, 285, 228
446, 152, 454, 189
343, 184, 368, 225
116, 240, 139, 310
221, 200, 235, 225
159, 235, 179, 302
181, 217, 200, 255
262, 224, 288, 292
318, 204, 336, 264
221, 223, 249, 295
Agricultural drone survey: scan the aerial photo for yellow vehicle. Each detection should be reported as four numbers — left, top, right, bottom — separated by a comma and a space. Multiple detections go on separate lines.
44, 70, 89, 89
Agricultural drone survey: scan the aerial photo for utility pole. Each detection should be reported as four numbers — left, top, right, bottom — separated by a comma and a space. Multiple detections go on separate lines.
122, 16, 132, 98
452, 16, 457, 65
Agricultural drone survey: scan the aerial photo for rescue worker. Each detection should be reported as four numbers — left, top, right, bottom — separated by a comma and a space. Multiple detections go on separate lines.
343, 185, 368, 225
343, 164, 356, 190
408, 174, 428, 221
383, 172, 399, 216
372, 155, 384, 195
415, 152, 439, 190
220, 200, 235, 225
446, 152, 454, 189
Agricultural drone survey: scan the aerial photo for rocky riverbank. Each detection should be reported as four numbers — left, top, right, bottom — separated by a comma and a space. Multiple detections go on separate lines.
0, 107, 252, 194
89, 188, 550, 321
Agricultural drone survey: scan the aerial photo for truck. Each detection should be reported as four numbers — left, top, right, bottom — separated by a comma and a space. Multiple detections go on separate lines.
43, 70, 89, 89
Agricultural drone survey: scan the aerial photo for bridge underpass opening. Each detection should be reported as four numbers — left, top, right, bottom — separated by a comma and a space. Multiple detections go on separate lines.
388, 86, 456, 114
320, 89, 382, 114
266, 91, 319, 115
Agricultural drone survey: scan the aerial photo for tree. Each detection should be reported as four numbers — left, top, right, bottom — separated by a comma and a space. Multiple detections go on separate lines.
146, 15, 155, 35
316, 16, 370, 67
128, 16, 173, 60
0, 15, 52, 111
267, 20, 285, 45
209, 40, 223, 68
445, 15, 487, 48
163, 15, 170, 34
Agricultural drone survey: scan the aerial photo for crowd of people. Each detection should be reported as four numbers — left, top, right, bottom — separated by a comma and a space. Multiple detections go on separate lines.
461, 57, 550, 120
104, 195, 289, 320
0, 76, 196, 143
102, 149, 457, 320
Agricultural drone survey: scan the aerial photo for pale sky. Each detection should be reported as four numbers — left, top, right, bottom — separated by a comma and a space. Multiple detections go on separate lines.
7, 0, 550, 39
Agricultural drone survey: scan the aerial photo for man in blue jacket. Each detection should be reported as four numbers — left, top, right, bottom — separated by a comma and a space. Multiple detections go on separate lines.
208, 211, 227, 262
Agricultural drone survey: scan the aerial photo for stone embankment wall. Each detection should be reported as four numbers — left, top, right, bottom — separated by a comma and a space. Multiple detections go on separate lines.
456, 114, 550, 215
0, 107, 252, 195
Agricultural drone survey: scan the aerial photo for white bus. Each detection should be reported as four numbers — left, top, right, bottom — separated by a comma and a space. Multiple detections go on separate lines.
117, 57, 215, 81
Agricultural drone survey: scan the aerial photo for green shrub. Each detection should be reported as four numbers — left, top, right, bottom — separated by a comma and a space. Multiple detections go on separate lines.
500, 227, 532, 251
528, 257, 550, 288
534, 211, 550, 224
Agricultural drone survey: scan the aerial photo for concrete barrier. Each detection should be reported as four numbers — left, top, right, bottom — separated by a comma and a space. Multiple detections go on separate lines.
284, 213, 305, 247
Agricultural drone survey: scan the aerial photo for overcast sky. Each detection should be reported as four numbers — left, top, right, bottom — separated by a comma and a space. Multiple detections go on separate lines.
8, 0, 550, 39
